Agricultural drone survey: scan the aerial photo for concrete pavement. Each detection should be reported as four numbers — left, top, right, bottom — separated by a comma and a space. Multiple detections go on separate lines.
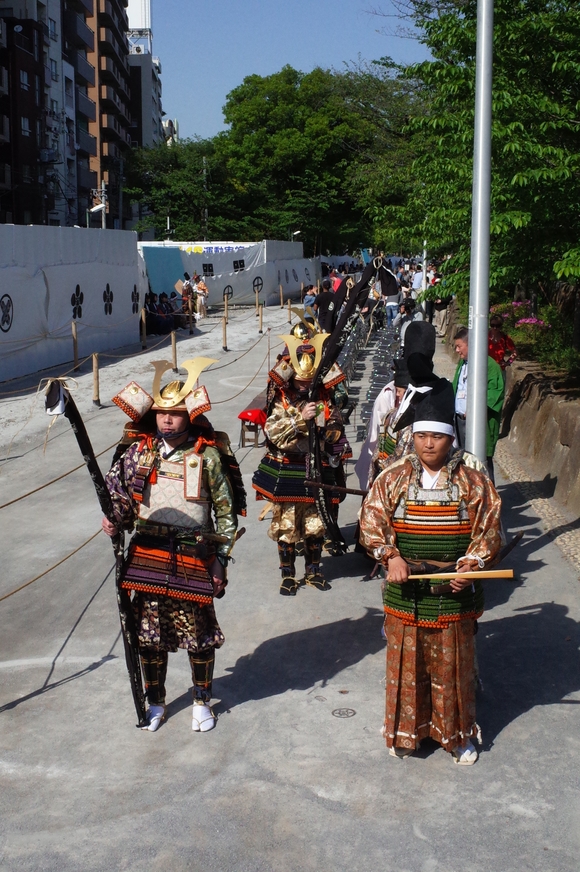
0, 311, 579, 872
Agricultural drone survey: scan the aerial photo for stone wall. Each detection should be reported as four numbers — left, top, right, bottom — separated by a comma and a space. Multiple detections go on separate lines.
441, 300, 580, 516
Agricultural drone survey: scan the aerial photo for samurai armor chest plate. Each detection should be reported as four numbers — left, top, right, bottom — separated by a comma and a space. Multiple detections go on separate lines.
138, 456, 210, 530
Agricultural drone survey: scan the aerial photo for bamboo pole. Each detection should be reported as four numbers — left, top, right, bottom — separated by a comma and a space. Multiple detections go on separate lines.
140, 308, 147, 348
72, 320, 79, 371
222, 316, 228, 352
279, 284, 284, 308
92, 353, 100, 406
171, 331, 178, 372
258, 302, 263, 334
407, 570, 514, 580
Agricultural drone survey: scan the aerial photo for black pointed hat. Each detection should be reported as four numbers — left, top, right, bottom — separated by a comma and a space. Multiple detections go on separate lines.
393, 356, 411, 388
411, 378, 455, 436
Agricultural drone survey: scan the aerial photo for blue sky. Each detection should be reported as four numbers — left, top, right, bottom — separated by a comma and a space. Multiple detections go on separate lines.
151, 0, 430, 140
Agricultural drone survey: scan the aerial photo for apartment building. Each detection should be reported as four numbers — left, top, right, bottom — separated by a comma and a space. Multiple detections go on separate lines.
0, 0, 166, 229
88, 0, 131, 228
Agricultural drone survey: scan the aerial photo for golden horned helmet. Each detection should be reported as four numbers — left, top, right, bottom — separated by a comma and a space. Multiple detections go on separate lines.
112, 357, 217, 423
151, 358, 217, 410
279, 333, 329, 382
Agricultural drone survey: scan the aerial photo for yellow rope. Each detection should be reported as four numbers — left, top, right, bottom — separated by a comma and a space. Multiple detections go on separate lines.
0, 441, 117, 511
0, 529, 102, 603
211, 348, 271, 404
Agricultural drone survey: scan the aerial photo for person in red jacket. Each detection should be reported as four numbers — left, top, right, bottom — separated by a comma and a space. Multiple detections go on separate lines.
488, 314, 517, 372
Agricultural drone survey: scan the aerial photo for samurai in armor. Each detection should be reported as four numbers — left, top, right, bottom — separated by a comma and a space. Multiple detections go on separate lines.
252, 332, 351, 595
359, 379, 501, 764
102, 358, 244, 733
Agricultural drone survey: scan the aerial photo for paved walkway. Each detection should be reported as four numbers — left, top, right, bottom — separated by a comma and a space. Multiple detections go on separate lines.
0, 313, 578, 872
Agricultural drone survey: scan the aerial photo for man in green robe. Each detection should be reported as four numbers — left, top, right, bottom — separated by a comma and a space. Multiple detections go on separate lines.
452, 326, 504, 482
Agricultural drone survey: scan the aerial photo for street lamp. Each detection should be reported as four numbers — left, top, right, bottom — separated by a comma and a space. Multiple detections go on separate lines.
87, 202, 105, 230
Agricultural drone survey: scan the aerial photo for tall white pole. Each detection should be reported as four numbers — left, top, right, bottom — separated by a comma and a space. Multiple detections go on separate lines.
466, 0, 494, 463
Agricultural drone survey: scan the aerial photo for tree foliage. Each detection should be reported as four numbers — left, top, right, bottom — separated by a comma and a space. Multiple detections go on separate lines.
374, 0, 580, 302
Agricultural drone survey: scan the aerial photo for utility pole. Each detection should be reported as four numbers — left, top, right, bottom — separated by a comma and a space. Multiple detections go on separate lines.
101, 181, 107, 230
202, 156, 208, 241
118, 157, 123, 230
466, 0, 494, 464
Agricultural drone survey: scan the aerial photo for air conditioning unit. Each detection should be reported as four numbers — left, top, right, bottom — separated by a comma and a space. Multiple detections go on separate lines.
39, 148, 58, 163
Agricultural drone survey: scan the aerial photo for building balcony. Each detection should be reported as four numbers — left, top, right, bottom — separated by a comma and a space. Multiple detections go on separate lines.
0, 115, 9, 143
100, 85, 129, 123
64, 13, 95, 52
98, 27, 128, 71
75, 87, 96, 121
76, 127, 97, 156
98, 0, 128, 44
39, 20, 50, 45
0, 163, 11, 188
101, 113, 129, 142
102, 139, 121, 160
72, 52, 95, 87
99, 55, 129, 99
69, 0, 94, 17
77, 164, 97, 190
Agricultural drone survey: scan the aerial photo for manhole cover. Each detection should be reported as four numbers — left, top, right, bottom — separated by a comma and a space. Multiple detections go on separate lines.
332, 708, 356, 718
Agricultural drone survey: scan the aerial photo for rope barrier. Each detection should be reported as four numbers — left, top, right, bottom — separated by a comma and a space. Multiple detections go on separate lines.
0, 441, 117, 511
0, 310, 291, 403
97, 332, 172, 359
211, 347, 271, 404
206, 333, 265, 371
0, 529, 102, 604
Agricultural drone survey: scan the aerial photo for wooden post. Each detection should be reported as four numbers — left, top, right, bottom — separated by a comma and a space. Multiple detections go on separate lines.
171, 331, 178, 372
258, 302, 263, 334
222, 315, 228, 352
300, 281, 304, 302
140, 308, 147, 348
72, 320, 79, 371
224, 295, 229, 324
267, 327, 271, 371
279, 284, 284, 308
92, 353, 100, 407
287, 299, 292, 324
188, 298, 194, 335
255, 288, 259, 316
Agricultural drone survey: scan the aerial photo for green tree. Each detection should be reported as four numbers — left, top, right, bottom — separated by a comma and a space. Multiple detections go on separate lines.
214, 65, 378, 254
373, 0, 580, 304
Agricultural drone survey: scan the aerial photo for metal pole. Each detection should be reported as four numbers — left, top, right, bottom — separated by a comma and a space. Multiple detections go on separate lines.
101, 181, 107, 230
118, 157, 123, 231
466, 0, 494, 464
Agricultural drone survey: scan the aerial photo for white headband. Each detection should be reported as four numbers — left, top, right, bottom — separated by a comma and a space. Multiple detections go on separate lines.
412, 421, 455, 437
